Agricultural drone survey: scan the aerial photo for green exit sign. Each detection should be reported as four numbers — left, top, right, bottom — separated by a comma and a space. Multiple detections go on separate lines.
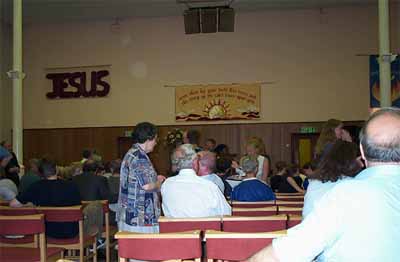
300, 127, 317, 133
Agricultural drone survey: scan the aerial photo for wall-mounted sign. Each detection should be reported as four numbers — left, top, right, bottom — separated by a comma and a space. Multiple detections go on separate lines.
175, 83, 261, 121
45, 65, 111, 99
300, 127, 317, 133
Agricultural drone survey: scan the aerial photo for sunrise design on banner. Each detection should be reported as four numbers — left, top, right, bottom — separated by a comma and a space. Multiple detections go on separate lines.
369, 55, 400, 108
175, 83, 261, 121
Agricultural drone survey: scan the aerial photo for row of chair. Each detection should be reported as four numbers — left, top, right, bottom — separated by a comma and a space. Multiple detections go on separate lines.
116, 229, 286, 262
0, 201, 118, 262
159, 214, 302, 233
231, 200, 304, 208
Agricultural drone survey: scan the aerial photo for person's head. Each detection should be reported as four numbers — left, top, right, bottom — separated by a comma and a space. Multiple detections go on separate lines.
310, 140, 362, 183
245, 137, 265, 157
29, 158, 41, 173
174, 144, 198, 172
82, 149, 93, 160
301, 162, 315, 176
95, 162, 105, 176
39, 159, 57, 179
0, 146, 11, 167
204, 138, 216, 151
241, 156, 258, 178
183, 129, 200, 145
197, 151, 216, 176
132, 122, 158, 153
359, 107, 400, 166
315, 119, 343, 155
214, 144, 229, 156
82, 160, 98, 174
70, 162, 83, 176
275, 161, 287, 173
216, 157, 232, 175
110, 159, 121, 175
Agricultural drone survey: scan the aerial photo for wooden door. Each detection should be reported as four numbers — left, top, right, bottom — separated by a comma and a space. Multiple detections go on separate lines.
291, 133, 319, 167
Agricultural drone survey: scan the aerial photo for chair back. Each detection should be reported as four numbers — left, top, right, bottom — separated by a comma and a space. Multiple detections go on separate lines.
230, 201, 275, 208
0, 206, 37, 216
277, 206, 303, 216
275, 196, 304, 202
275, 200, 304, 208
222, 215, 287, 233
287, 214, 302, 228
159, 216, 221, 233
232, 206, 278, 217
205, 230, 286, 261
115, 230, 202, 261
36, 205, 84, 222
0, 214, 45, 235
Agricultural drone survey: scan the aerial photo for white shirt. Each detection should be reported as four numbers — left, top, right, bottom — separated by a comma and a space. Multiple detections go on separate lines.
273, 165, 400, 262
302, 177, 352, 218
161, 169, 231, 218
201, 173, 225, 193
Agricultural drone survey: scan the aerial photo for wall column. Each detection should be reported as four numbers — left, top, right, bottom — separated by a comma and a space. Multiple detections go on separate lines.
11, 0, 23, 160
378, 0, 392, 107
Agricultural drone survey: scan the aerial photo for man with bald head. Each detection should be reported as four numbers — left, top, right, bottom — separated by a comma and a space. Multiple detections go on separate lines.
197, 151, 225, 193
250, 108, 400, 262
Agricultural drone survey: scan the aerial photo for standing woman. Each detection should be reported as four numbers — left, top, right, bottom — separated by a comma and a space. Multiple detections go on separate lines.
314, 119, 352, 158
232, 137, 270, 183
117, 122, 165, 233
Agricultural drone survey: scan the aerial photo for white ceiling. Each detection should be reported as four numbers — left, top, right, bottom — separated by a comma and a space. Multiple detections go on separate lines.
1, 0, 380, 24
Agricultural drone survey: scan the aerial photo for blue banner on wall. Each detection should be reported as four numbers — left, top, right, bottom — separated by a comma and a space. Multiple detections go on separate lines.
369, 55, 400, 108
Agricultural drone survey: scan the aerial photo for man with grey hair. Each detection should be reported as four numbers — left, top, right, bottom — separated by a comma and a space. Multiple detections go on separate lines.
230, 156, 275, 201
197, 151, 225, 193
161, 144, 231, 218
250, 107, 400, 262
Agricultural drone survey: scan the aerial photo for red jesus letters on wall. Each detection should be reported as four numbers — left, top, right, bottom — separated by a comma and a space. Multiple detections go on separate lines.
46, 70, 110, 99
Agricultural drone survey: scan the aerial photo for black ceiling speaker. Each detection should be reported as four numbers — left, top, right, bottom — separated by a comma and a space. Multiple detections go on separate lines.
184, 9, 201, 34
201, 8, 217, 33
218, 7, 235, 32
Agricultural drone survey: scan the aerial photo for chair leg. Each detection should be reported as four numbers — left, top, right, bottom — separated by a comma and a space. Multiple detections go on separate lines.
93, 240, 97, 262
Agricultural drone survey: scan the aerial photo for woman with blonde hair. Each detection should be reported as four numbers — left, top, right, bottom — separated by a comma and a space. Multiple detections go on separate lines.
232, 137, 270, 183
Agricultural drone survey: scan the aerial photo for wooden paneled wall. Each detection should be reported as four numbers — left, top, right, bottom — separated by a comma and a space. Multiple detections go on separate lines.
23, 121, 362, 175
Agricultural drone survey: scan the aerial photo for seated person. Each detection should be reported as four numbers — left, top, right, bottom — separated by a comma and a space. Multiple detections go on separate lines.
161, 144, 231, 218
19, 158, 41, 193
72, 160, 110, 201
215, 156, 233, 198
197, 151, 225, 193
9, 159, 81, 239
303, 140, 362, 218
270, 161, 287, 192
277, 164, 305, 194
231, 156, 275, 202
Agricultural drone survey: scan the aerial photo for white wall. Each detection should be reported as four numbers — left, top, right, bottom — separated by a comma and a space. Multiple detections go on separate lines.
22, 5, 400, 129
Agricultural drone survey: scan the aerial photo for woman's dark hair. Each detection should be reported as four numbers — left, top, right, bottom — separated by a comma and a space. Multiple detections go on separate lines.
132, 122, 158, 144
216, 157, 232, 174
39, 159, 57, 178
186, 129, 200, 145
214, 144, 229, 155
310, 140, 362, 183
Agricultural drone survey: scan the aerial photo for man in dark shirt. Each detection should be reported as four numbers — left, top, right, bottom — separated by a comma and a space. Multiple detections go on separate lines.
73, 160, 110, 201
10, 159, 81, 239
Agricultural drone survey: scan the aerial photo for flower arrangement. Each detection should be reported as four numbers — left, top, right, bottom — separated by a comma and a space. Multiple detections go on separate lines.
164, 128, 184, 148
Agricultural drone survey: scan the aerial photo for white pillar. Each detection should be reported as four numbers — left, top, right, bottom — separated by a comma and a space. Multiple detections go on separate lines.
11, 0, 23, 161
378, 0, 391, 107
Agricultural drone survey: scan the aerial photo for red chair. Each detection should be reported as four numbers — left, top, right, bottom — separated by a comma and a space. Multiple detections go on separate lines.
232, 206, 278, 217
277, 206, 303, 216
275, 200, 304, 208
0, 214, 64, 262
222, 215, 287, 233
0, 206, 38, 247
275, 193, 303, 196
36, 205, 97, 262
230, 201, 276, 208
205, 230, 286, 261
115, 230, 202, 262
275, 195, 304, 202
159, 216, 222, 233
287, 214, 302, 228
